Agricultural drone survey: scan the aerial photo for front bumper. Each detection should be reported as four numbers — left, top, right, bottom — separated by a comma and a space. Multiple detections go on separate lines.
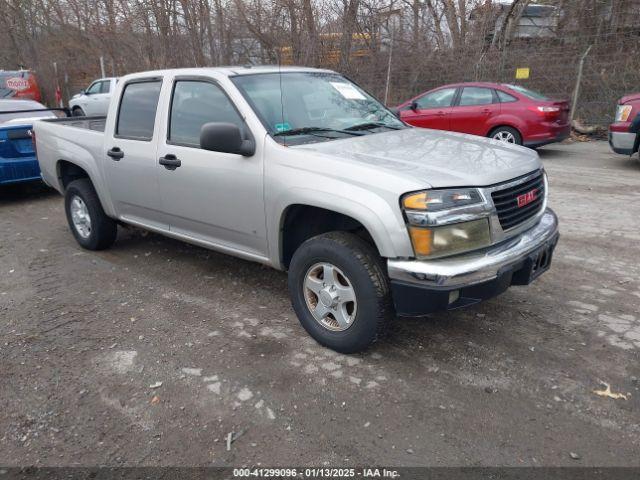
608, 130, 636, 155
388, 209, 559, 315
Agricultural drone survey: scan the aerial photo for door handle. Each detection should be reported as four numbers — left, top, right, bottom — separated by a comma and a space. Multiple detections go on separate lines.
436, 111, 446, 116
159, 154, 181, 170
107, 147, 124, 160
482, 109, 491, 114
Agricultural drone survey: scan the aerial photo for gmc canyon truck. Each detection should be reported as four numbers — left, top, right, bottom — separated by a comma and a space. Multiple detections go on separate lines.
34, 66, 559, 353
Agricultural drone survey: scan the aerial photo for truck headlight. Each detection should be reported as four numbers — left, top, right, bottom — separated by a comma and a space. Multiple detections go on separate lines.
403, 188, 483, 211
615, 104, 632, 122
402, 188, 490, 258
407, 219, 491, 258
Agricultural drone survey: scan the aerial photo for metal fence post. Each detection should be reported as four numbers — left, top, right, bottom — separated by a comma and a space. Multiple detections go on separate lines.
570, 45, 592, 124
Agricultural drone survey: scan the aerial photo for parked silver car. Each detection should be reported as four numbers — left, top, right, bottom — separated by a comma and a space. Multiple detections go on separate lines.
35, 66, 559, 353
69, 77, 117, 117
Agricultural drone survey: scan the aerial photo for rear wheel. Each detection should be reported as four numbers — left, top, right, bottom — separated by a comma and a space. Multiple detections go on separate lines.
64, 179, 117, 250
490, 126, 522, 145
288, 231, 393, 353
72, 107, 85, 117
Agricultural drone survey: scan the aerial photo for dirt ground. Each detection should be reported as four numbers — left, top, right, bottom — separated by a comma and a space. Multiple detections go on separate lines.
1, 140, 639, 467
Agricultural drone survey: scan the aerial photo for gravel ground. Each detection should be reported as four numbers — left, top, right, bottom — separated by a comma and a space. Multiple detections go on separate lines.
1, 140, 639, 467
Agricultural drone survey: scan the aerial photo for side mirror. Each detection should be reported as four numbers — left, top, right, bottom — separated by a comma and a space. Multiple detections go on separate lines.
410, 101, 418, 111
200, 122, 255, 156
79, 89, 86, 95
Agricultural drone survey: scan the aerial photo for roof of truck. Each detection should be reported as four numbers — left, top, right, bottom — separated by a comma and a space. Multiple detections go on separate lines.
122, 65, 336, 80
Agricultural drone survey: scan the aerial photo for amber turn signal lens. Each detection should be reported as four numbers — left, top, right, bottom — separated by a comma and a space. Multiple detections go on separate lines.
408, 226, 433, 256
403, 192, 429, 210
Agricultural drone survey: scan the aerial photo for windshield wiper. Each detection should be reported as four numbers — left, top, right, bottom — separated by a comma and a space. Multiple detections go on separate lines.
344, 122, 403, 132
273, 127, 364, 137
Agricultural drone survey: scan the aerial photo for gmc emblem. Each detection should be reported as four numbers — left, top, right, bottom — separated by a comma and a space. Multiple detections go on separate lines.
517, 190, 537, 208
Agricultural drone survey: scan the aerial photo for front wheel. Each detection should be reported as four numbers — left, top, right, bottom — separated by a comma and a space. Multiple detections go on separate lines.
288, 232, 393, 353
71, 107, 85, 117
490, 126, 522, 145
64, 179, 117, 250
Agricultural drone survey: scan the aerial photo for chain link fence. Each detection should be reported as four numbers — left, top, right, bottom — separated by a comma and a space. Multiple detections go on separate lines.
343, 29, 639, 128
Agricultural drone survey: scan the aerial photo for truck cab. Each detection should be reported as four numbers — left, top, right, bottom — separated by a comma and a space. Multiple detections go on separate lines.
69, 77, 118, 117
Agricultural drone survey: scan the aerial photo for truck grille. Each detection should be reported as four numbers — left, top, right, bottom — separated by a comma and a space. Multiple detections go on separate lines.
491, 172, 545, 230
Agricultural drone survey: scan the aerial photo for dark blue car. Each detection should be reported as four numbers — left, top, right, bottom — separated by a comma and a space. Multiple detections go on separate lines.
0, 99, 57, 186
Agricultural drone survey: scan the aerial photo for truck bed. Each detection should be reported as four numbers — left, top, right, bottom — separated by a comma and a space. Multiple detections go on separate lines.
42, 116, 106, 132
34, 115, 107, 195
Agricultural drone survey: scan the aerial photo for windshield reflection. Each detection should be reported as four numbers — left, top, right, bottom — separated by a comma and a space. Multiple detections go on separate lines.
231, 72, 405, 144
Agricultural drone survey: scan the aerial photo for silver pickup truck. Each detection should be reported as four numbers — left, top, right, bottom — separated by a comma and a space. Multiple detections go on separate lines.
34, 66, 559, 353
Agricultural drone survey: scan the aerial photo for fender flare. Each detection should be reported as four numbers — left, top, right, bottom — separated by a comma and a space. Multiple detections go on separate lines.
269, 186, 413, 269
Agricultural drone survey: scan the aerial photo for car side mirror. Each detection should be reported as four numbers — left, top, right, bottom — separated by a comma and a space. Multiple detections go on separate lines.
200, 122, 255, 156
79, 89, 86, 95
410, 101, 418, 111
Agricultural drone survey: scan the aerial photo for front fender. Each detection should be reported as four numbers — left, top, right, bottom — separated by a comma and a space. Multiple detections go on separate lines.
268, 185, 414, 269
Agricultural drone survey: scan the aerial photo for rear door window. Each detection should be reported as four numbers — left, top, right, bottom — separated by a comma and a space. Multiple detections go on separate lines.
496, 90, 518, 103
506, 84, 549, 101
459, 87, 495, 106
168, 80, 243, 148
116, 80, 162, 140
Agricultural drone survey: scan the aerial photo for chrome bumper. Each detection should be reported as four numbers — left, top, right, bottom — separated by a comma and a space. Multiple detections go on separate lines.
388, 209, 559, 289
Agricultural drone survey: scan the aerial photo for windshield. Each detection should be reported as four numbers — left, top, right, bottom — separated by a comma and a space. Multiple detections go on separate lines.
231, 72, 404, 144
506, 84, 549, 101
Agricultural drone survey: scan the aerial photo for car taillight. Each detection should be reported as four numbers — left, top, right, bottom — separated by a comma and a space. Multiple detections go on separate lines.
30, 129, 37, 156
536, 106, 560, 113
529, 105, 560, 119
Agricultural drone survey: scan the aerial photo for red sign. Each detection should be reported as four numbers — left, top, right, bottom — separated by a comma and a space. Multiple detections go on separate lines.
5, 77, 30, 91
517, 189, 537, 208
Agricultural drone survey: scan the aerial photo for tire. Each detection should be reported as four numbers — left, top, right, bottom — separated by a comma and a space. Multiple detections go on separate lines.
64, 178, 117, 250
489, 126, 522, 145
288, 231, 393, 353
72, 107, 85, 117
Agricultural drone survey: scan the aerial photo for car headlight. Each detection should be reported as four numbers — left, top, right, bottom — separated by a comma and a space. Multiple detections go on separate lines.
402, 188, 490, 258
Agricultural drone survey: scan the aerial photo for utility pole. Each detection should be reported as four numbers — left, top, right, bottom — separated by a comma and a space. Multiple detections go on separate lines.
100, 56, 106, 78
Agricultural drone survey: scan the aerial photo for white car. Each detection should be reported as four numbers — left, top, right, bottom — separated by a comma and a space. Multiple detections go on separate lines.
69, 78, 118, 117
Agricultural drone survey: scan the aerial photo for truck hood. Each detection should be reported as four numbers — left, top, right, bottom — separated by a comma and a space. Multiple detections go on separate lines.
620, 93, 640, 105
294, 127, 541, 189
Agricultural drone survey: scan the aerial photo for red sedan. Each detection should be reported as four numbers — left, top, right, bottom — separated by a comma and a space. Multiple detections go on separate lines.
395, 82, 570, 148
